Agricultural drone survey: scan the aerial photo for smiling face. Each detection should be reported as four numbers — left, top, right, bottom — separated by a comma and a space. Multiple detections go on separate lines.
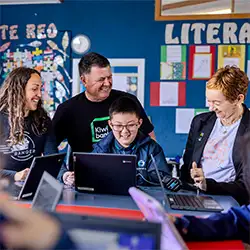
24, 73, 42, 115
81, 66, 112, 102
109, 112, 142, 148
206, 88, 243, 120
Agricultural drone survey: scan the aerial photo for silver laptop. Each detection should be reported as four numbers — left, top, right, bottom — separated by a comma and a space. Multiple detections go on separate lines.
31, 171, 63, 212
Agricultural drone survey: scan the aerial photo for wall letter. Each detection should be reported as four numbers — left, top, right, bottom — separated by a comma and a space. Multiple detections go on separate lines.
37, 24, 46, 39
47, 23, 57, 39
9, 25, 19, 40
239, 22, 250, 43
165, 24, 179, 44
0, 25, 8, 40
26, 24, 36, 39
181, 23, 190, 44
223, 22, 238, 43
206, 23, 221, 44
191, 23, 205, 44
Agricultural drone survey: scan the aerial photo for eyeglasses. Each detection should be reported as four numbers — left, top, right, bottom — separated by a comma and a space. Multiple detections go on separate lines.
110, 123, 140, 132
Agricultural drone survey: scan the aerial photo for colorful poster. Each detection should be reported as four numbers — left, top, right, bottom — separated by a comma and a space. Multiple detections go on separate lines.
150, 82, 186, 106
160, 45, 186, 80
175, 108, 209, 134
188, 45, 216, 80
217, 45, 245, 71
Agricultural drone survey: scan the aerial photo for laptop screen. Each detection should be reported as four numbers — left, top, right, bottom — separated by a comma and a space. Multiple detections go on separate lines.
57, 214, 161, 250
31, 171, 63, 212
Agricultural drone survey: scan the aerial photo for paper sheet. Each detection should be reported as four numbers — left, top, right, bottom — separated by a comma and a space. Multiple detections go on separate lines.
195, 46, 210, 53
160, 82, 178, 106
167, 45, 182, 62
247, 61, 250, 79
193, 54, 211, 78
175, 109, 194, 134
112, 75, 128, 92
223, 57, 240, 67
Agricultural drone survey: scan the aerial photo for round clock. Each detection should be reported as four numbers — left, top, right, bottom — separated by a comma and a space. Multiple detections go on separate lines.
71, 34, 91, 55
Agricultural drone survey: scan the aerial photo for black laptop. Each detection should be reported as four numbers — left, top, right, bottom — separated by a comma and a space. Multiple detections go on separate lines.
9, 153, 66, 200
73, 152, 137, 195
150, 154, 223, 212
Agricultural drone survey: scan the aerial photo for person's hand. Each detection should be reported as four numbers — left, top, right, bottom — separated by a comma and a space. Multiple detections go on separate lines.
190, 162, 207, 191
14, 168, 29, 182
0, 194, 61, 249
63, 171, 75, 186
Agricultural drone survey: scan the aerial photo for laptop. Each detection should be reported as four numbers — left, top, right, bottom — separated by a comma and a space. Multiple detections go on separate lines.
129, 186, 187, 250
150, 154, 223, 212
10, 153, 66, 200
73, 152, 136, 195
56, 213, 161, 250
31, 171, 63, 212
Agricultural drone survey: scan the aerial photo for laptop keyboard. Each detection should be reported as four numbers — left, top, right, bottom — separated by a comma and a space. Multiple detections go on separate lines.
167, 194, 223, 212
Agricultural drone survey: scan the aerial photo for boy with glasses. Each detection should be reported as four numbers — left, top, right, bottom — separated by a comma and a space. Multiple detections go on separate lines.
92, 96, 172, 186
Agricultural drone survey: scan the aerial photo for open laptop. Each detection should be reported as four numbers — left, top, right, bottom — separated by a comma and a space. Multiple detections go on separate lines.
56, 213, 161, 250
150, 154, 223, 212
73, 152, 136, 195
31, 171, 63, 212
9, 152, 66, 200
129, 186, 187, 250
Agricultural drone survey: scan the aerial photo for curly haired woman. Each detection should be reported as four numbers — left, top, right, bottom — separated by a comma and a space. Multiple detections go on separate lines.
0, 67, 58, 181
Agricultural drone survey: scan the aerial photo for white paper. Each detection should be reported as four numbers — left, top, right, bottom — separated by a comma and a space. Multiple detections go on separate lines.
223, 57, 240, 67
195, 46, 210, 53
193, 54, 211, 78
160, 62, 172, 80
160, 82, 178, 106
247, 60, 250, 79
112, 75, 128, 92
167, 45, 182, 62
176, 108, 194, 133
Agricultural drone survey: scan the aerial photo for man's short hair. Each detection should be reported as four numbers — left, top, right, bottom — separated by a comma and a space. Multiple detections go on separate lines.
109, 96, 141, 119
78, 52, 110, 76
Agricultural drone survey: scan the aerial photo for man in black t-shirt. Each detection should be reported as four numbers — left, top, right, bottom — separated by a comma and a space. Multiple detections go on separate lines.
52, 52, 154, 185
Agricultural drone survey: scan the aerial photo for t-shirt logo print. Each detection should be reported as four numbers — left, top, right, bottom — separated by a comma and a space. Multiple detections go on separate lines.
90, 116, 110, 143
0, 132, 36, 161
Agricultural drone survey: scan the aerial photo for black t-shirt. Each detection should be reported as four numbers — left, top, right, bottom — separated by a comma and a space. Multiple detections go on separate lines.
53, 89, 154, 153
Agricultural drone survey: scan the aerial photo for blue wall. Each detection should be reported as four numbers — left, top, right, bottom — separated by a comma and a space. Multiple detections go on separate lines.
1, 1, 250, 157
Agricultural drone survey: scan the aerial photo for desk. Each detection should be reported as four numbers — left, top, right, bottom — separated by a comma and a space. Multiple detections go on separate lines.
57, 186, 239, 217
16, 187, 244, 250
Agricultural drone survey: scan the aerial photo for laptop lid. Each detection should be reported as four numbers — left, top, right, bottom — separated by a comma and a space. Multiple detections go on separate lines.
129, 187, 188, 250
18, 152, 66, 200
56, 213, 161, 250
150, 154, 168, 205
73, 152, 136, 195
31, 171, 63, 212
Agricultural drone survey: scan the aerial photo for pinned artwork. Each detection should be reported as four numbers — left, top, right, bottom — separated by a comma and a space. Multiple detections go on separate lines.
150, 82, 186, 107
188, 45, 216, 80
0, 31, 72, 117
218, 45, 245, 71
160, 45, 186, 80
62, 31, 69, 61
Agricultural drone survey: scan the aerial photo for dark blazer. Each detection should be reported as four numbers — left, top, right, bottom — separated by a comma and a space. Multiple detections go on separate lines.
180, 104, 249, 205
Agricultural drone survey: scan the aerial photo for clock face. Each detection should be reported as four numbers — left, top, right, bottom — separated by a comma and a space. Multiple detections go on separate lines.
71, 34, 90, 54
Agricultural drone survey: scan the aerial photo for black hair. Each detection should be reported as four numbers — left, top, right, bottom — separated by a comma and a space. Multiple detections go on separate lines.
109, 96, 141, 119
78, 52, 110, 76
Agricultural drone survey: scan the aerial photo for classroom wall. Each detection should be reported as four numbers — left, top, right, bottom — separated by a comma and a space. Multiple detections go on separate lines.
0, 1, 249, 157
